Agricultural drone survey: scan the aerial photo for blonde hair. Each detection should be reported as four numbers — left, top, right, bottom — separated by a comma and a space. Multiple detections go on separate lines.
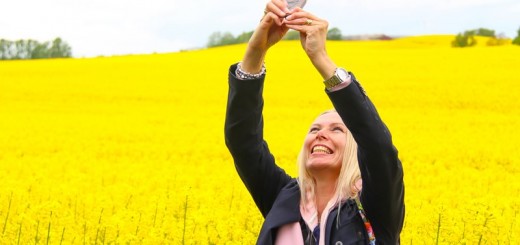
297, 110, 361, 211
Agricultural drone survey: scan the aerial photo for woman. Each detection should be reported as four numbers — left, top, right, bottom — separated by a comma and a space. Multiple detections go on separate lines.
224, 1, 405, 244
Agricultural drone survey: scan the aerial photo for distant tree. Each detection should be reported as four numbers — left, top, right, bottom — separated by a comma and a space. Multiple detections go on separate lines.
513, 27, 520, 45
0, 37, 72, 59
207, 32, 220, 47
207, 32, 232, 47
283, 30, 300, 40
49, 38, 72, 58
221, 32, 237, 46
235, 31, 254, 43
0, 39, 23, 59
473, 28, 495, 37
15, 40, 29, 58
208, 27, 345, 47
283, 28, 343, 40
31, 41, 50, 59
327, 27, 342, 40
452, 31, 477, 47
0, 39, 12, 59
207, 31, 244, 47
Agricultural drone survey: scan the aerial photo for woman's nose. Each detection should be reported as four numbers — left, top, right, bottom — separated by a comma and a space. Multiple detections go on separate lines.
316, 130, 327, 140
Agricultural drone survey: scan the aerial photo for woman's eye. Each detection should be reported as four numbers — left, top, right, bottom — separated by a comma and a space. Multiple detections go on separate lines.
309, 127, 319, 133
332, 127, 344, 132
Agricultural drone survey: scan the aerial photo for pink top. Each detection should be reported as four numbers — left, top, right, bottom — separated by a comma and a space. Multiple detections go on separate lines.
275, 197, 339, 245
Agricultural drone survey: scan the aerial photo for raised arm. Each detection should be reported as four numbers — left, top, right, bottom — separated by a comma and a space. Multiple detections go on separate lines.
327, 77, 405, 243
224, 0, 293, 217
285, 8, 404, 243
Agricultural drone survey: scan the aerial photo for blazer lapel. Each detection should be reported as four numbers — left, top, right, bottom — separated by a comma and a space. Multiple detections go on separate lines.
257, 180, 301, 244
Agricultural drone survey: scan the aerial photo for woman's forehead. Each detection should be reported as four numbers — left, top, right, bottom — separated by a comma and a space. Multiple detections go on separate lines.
312, 112, 344, 125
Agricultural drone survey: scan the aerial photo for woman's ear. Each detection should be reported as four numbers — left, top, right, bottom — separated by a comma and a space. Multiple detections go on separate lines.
350, 177, 362, 196
355, 178, 362, 192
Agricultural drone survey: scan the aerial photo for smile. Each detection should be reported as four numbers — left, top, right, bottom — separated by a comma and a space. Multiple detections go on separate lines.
311, 145, 333, 154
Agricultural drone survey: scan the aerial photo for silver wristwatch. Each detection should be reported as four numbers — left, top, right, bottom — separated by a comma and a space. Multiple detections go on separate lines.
323, 68, 350, 89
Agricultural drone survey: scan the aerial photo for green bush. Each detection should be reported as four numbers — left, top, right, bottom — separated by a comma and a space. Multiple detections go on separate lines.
486, 36, 510, 46
452, 31, 477, 47
512, 27, 520, 45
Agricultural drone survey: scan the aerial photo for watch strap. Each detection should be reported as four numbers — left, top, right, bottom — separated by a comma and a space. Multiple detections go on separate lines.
323, 74, 343, 89
324, 68, 349, 89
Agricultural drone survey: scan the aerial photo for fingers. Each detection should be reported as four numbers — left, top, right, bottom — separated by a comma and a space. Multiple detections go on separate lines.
284, 18, 327, 33
286, 7, 318, 21
263, 1, 327, 30
284, 8, 319, 25
261, 12, 283, 26
265, 0, 290, 18
284, 10, 327, 31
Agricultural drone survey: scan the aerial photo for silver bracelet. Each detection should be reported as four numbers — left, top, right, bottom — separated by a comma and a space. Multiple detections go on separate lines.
235, 62, 266, 80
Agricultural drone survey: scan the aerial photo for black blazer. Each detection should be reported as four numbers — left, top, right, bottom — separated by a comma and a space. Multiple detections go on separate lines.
225, 63, 404, 244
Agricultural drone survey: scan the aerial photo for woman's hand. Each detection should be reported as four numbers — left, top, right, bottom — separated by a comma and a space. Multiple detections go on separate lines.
251, 0, 291, 51
284, 8, 336, 80
241, 0, 291, 74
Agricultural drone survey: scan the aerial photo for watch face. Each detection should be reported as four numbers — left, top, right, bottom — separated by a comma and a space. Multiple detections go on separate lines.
337, 68, 349, 81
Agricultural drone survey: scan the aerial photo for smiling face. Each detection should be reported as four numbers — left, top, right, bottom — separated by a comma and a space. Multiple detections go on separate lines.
303, 111, 348, 174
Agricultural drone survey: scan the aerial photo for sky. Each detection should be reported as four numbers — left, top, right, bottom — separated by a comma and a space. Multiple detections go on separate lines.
1, 0, 518, 57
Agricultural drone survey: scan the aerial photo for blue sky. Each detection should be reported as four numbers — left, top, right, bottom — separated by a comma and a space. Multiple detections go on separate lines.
1, 0, 518, 57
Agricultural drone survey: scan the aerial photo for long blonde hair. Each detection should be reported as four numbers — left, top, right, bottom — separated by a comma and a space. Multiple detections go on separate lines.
297, 110, 361, 209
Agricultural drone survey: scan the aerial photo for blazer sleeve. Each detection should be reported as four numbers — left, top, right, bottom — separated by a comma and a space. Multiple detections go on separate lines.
224, 63, 292, 218
326, 73, 405, 243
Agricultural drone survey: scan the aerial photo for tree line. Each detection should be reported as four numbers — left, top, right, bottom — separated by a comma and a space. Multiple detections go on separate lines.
207, 27, 343, 47
452, 27, 520, 47
208, 26, 520, 48
0, 37, 72, 60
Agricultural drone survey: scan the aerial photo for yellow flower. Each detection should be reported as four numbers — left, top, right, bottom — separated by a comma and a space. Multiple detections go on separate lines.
0, 35, 519, 243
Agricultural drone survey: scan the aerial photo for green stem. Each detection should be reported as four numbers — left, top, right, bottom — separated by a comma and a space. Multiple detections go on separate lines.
34, 220, 40, 245
46, 211, 52, 245
3, 192, 13, 235
60, 227, 65, 245
436, 213, 441, 245
182, 195, 188, 245
153, 201, 158, 227
17, 222, 22, 245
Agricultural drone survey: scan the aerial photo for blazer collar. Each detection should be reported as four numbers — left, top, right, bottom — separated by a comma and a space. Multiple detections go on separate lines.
265, 179, 301, 226
257, 179, 301, 244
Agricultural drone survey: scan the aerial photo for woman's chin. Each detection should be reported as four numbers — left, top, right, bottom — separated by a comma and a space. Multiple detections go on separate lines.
306, 157, 341, 172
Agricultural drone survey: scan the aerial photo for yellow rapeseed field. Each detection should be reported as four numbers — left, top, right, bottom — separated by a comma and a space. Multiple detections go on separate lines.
1, 35, 519, 244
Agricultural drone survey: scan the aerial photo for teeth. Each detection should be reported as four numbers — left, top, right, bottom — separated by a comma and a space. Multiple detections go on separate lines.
312, 145, 332, 154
